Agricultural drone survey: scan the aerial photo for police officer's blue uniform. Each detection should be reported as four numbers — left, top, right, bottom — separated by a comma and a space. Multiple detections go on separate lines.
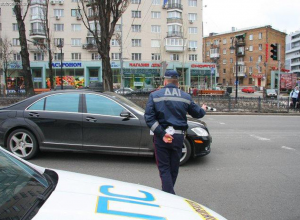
144, 70, 206, 194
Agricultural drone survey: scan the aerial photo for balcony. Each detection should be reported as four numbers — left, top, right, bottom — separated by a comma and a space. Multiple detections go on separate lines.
165, 45, 185, 52
167, 18, 183, 24
27, 43, 47, 51
30, 0, 46, 5
167, 31, 183, 38
236, 39, 245, 46
237, 51, 245, 57
87, 30, 101, 37
210, 53, 220, 58
166, 3, 183, 10
82, 43, 98, 51
88, 14, 99, 21
29, 29, 46, 39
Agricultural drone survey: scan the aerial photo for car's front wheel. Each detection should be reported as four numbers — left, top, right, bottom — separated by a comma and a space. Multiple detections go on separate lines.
7, 129, 38, 160
180, 138, 192, 166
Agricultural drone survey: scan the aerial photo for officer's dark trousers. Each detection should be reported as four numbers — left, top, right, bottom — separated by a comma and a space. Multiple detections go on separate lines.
154, 134, 184, 194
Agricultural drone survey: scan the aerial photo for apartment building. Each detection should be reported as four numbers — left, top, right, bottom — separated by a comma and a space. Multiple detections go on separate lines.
0, 0, 214, 91
203, 25, 286, 89
285, 31, 300, 76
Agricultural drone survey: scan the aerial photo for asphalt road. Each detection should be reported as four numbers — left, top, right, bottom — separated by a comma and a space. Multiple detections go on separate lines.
30, 115, 300, 220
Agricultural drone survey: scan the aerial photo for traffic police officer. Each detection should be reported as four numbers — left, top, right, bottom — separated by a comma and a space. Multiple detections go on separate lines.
144, 70, 207, 194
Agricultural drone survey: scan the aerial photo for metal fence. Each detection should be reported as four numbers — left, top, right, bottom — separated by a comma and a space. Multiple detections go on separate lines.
126, 94, 296, 113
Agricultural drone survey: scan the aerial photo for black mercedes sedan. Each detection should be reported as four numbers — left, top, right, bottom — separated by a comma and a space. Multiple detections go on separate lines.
0, 90, 211, 165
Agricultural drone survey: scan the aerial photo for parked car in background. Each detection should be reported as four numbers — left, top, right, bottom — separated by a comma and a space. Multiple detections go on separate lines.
241, 87, 255, 93
115, 88, 134, 95
264, 89, 277, 99
0, 147, 226, 220
0, 90, 212, 165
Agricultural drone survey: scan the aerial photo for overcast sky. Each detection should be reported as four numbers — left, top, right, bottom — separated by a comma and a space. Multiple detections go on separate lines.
202, 0, 300, 36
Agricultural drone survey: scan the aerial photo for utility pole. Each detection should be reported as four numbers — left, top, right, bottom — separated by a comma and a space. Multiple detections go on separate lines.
120, 15, 124, 89
277, 44, 281, 108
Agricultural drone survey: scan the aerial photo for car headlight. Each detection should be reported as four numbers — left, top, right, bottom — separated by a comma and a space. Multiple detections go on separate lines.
191, 127, 209, 136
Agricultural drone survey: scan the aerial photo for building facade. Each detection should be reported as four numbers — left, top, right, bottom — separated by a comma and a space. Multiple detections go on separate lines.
203, 26, 286, 89
285, 31, 300, 76
0, 0, 217, 92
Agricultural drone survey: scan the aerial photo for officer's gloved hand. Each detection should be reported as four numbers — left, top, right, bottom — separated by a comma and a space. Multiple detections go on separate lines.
202, 104, 207, 111
163, 133, 173, 144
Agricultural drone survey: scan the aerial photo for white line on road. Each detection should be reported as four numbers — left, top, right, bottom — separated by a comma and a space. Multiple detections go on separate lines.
220, 122, 225, 125
250, 134, 271, 141
282, 146, 296, 151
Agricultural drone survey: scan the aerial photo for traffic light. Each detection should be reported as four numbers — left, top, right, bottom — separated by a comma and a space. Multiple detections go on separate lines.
270, 43, 278, 60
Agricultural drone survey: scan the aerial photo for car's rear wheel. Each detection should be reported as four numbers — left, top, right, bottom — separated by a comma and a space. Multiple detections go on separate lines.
7, 129, 38, 160
180, 138, 192, 166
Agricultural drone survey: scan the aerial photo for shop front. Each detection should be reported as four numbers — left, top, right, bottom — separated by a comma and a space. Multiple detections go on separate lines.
189, 64, 216, 90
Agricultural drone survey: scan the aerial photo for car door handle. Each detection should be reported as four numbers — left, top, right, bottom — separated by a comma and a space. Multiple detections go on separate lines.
29, 112, 39, 117
86, 117, 97, 122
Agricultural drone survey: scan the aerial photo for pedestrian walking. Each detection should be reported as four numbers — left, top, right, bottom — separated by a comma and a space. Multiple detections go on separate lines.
290, 86, 299, 109
144, 70, 206, 195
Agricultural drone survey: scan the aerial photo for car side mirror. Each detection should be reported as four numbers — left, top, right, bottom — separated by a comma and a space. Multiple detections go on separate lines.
120, 111, 131, 118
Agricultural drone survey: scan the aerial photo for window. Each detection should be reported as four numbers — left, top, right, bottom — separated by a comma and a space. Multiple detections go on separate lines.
151, 40, 160, 47
188, 27, 197, 34
230, 48, 234, 54
72, 53, 81, 60
71, 38, 81, 46
151, 25, 161, 33
54, 53, 64, 60
249, 45, 253, 51
92, 53, 101, 60
188, 13, 197, 21
206, 41, 210, 46
132, 53, 141, 60
223, 69, 226, 74
151, 53, 161, 61
188, 0, 197, 7
34, 53, 44, 61
223, 38, 227, 44
258, 66, 262, 73
206, 51, 209, 56
54, 38, 64, 46
71, 9, 80, 17
111, 53, 121, 60
54, 24, 64, 31
45, 94, 79, 113
166, 38, 184, 46
189, 41, 197, 48
249, 78, 253, 84
31, 6, 44, 20
111, 39, 120, 46
170, 54, 179, 61
249, 34, 253, 40
223, 49, 226, 54
71, 24, 81, 31
168, 11, 181, 19
132, 39, 141, 47
249, 67, 253, 73
249, 56, 253, 62
223, 59, 227, 64
259, 32, 262, 39
115, 24, 121, 32
189, 54, 197, 61
13, 23, 18, 31
12, 38, 20, 46
54, 9, 64, 17
132, 25, 141, 32
258, 55, 262, 62
152, 0, 160, 5
230, 58, 233, 63
132, 11, 141, 18
86, 94, 125, 116
131, 0, 141, 4
13, 53, 21, 61
259, 44, 262, 50
151, 11, 161, 19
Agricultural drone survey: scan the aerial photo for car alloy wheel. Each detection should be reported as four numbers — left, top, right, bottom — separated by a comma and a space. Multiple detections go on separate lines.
7, 129, 38, 160
180, 138, 192, 166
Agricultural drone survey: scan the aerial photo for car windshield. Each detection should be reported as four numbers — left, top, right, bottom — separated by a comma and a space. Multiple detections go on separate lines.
104, 92, 145, 115
267, 89, 276, 93
0, 149, 49, 218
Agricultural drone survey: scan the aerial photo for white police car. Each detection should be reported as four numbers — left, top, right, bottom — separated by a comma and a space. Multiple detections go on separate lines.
0, 147, 226, 220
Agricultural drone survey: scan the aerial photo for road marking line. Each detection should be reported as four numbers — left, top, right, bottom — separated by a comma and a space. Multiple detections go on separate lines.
282, 146, 295, 151
250, 135, 270, 141
220, 122, 225, 125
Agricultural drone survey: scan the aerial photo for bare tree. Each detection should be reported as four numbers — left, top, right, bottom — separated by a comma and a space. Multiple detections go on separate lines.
13, 0, 35, 96
78, 0, 129, 91
0, 38, 14, 91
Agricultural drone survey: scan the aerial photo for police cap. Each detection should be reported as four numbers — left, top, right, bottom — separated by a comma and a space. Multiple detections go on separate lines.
164, 70, 179, 79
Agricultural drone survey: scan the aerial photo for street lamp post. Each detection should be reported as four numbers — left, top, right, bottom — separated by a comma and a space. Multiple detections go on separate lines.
57, 38, 64, 90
